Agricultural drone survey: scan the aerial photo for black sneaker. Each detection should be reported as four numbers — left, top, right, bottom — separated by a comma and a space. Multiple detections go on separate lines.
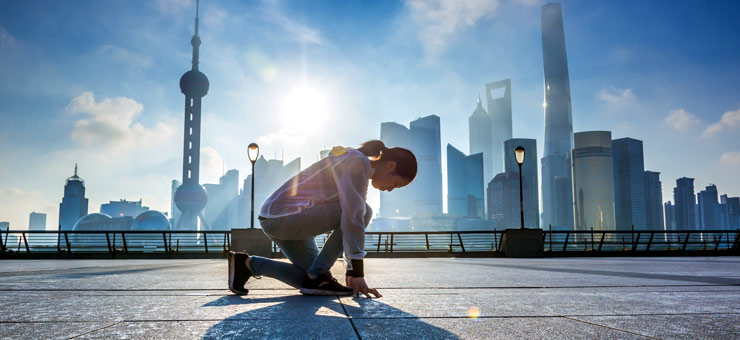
300, 272, 354, 296
228, 251, 252, 295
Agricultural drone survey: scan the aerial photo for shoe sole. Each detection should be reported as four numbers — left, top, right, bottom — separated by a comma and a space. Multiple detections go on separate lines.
228, 251, 248, 295
299, 288, 353, 296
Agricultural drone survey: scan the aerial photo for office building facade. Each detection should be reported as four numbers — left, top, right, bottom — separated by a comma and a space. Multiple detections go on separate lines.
612, 138, 647, 230
572, 131, 616, 231
59, 165, 89, 231
485, 79, 513, 175
644, 171, 664, 231
673, 177, 696, 230
446, 144, 484, 219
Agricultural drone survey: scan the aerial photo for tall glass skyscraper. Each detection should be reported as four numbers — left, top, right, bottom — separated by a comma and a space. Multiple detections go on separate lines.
58, 164, 88, 231
503, 138, 540, 229
485, 79, 512, 175
380, 115, 443, 217
697, 184, 719, 230
572, 131, 615, 231
469, 97, 493, 186
664, 201, 675, 231
487, 172, 518, 228
447, 144, 484, 219
644, 171, 664, 231
673, 177, 696, 230
612, 138, 646, 230
541, 3, 574, 230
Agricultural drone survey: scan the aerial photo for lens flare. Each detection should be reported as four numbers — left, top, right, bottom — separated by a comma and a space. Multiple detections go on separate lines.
467, 306, 480, 319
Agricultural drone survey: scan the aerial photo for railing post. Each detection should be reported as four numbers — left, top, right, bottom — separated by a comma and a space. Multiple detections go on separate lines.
562, 232, 570, 252
590, 228, 594, 251
22, 233, 30, 253
122, 233, 128, 253
646, 232, 654, 251
204, 232, 208, 253
598, 232, 605, 252
549, 225, 552, 251
497, 231, 504, 252
105, 233, 113, 255
226, 232, 231, 251
64, 233, 71, 252
163, 233, 169, 253
0, 230, 5, 253
632, 232, 641, 251
682, 232, 690, 251
377, 233, 382, 252
390, 233, 394, 253
714, 235, 721, 251
425, 233, 430, 250
457, 233, 465, 252
732, 230, 740, 251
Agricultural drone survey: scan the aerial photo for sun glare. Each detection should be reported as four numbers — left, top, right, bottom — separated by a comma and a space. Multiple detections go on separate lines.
280, 85, 330, 132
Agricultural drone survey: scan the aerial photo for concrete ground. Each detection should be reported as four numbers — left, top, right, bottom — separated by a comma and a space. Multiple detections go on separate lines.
0, 257, 738, 339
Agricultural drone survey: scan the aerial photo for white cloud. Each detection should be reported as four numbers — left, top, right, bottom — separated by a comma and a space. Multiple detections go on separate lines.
597, 87, 636, 106
98, 45, 153, 69
663, 108, 701, 131
261, 1, 322, 45
701, 108, 740, 139
203, 7, 228, 31
0, 25, 15, 48
65, 91, 175, 152
719, 152, 740, 165
200, 146, 225, 184
257, 129, 308, 150
405, 0, 499, 56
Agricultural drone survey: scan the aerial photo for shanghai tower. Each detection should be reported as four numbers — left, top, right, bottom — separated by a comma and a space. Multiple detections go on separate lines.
174, 0, 209, 230
541, 3, 574, 230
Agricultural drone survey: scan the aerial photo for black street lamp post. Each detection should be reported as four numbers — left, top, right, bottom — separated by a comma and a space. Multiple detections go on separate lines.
248, 143, 259, 229
515, 146, 525, 229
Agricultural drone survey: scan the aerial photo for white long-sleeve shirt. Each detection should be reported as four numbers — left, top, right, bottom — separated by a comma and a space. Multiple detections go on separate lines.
260, 146, 374, 261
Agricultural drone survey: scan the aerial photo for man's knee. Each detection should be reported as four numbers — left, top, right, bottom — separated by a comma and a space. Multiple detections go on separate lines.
363, 204, 373, 228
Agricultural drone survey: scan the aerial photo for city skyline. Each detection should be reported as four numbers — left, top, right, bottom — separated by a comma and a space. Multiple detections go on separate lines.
1, 1, 739, 229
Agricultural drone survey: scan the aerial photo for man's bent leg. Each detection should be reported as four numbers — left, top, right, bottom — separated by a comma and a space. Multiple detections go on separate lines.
248, 238, 320, 289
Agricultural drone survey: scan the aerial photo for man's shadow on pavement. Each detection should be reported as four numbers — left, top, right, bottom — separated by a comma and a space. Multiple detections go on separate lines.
200, 294, 459, 339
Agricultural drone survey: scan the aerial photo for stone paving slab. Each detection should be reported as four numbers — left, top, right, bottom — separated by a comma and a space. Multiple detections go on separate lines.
0, 257, 738, 339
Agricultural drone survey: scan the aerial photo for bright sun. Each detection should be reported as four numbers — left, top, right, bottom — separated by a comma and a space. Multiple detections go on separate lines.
280, 85, 330, 132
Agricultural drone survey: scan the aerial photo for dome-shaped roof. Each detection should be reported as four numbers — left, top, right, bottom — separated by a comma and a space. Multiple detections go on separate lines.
72, 213, 112, 230
180, 70, 209, 98
132, 210, 171, 230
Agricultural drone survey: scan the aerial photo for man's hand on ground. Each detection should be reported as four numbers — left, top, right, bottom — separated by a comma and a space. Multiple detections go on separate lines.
346, 276, 382, 298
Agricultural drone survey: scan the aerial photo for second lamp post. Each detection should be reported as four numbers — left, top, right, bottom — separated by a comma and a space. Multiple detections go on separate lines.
248, 143, 259, 229
515, 146, 525, 229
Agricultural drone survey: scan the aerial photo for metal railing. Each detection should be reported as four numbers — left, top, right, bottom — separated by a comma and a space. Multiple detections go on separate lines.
1, 229, 737, 258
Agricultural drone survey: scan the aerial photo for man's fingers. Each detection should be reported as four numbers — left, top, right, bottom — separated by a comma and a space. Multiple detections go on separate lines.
369, 288, 382, 298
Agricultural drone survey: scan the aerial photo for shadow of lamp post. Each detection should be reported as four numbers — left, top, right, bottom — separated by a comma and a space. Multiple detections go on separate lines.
248, 143, 259, 229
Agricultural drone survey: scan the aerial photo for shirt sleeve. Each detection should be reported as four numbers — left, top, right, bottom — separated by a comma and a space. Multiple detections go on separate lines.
333, 155, 370, 262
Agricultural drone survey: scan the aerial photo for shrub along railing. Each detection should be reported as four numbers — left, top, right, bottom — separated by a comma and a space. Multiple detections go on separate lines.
1, 229, 737, 258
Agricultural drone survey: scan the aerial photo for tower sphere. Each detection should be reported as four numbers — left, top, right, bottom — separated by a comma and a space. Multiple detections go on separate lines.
174, 182, 208, 212
180, 70, 209, 98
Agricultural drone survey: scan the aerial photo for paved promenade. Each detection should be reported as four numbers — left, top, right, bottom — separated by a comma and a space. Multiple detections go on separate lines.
0, 257, 738, 339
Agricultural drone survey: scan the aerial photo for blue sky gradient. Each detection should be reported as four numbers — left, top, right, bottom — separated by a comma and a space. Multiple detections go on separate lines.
1, 0, 738, 229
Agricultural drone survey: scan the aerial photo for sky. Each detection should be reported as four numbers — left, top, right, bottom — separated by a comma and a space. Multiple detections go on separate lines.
0, 0, 739, 230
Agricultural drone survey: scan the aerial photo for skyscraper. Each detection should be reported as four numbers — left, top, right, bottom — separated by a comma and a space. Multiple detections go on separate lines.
170, 179, 181, 226
541, 3, 575, 231
485, 79, 512, 175
174, 1, 209, 230
380, 122, 413, 217
204, 169, 239, 230
697, 184, 719, 230
487, 172, 518, 228
379, 115, 443, 217
572, 131, 615, 231
446, 144, 484, 219
673, 177, 696, 230
58, 164, 88, 231
29, 212, 46, 231
725, 196, 740, 229
503, 138, 540, 228
612, 138, 646, 230
644, 171, 664, 231
664, 201, 675, 231
469, 96, 493, 188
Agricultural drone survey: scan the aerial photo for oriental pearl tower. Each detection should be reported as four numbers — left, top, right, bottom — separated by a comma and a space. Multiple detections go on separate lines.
174, 0, 209, 230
